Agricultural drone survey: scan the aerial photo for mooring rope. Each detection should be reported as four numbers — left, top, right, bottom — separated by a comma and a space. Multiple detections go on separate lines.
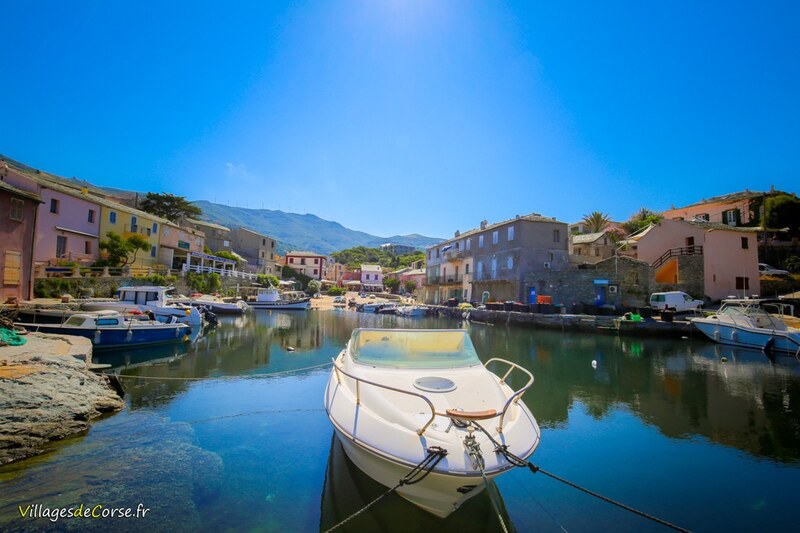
470, 421, 691, 532
115, 361, 333, 381
323, 446, 448, 533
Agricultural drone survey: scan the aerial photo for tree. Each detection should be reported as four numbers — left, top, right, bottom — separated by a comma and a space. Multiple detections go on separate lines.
139, 192, 202, 221
384, 277, 401, 294
214, 250, 242, 267
98, 232, 151, 267
765, 194, 800, 235
307, 279, 321, 295
404, 280, 418, 294
256, 274, 279, 287
622, 208, 663, 235
581, 211, 611, 233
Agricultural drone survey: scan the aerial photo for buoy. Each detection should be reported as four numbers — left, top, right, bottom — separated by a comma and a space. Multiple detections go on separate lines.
721, 356, 728, 363
287, 346, 295, 352
591, 360, 597, 369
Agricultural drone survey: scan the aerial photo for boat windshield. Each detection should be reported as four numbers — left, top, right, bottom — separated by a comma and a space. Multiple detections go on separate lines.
349, 329, 481, 369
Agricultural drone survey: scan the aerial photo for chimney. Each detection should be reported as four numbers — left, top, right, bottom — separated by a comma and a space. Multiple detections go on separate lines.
480, 220, 488, 230
454, 230, 460, 237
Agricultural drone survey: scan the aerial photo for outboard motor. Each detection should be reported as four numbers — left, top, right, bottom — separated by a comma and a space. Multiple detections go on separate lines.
200, 306, 219, 327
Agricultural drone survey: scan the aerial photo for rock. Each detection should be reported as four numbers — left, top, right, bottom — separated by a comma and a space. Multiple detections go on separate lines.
0, 334, 125, 465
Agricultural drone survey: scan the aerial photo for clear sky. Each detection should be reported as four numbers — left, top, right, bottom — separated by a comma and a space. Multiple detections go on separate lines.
2, 1, 798, 239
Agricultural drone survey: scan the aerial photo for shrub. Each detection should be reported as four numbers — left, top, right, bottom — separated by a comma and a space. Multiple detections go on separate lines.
327, 287, 346, 296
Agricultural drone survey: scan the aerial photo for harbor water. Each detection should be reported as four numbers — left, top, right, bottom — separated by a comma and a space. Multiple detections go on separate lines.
2, 309, 800, 532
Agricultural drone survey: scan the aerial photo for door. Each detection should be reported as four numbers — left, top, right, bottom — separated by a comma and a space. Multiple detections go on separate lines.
595, 285, 606, 306
3, 251, 21, 285
56, 235, 67, 259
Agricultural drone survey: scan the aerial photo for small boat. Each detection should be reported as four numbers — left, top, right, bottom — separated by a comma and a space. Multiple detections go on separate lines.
691, 299, 800, 354
376, 303, 398, 315
17, 311, 191, 350
170, 294, 250, 315
248, 287, 311, 310
358, 302, 383, 313
81, 286, 204, 325
324, 328, 540, 518
396, 305, 429, 317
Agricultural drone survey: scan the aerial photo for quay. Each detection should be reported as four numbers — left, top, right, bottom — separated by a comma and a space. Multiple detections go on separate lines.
430, 305, 695, 339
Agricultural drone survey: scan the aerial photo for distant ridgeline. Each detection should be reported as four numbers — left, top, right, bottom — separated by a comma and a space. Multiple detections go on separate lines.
331, 246, 425, 268
190, 200, 442, 255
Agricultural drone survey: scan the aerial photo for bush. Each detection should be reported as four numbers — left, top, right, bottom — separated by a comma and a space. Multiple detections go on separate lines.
327, 286, 346, 296
186, 272, 221, 294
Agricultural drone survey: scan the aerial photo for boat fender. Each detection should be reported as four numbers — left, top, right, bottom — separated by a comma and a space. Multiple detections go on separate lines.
713, 330, 720, 341
730, 330, 737, 341
287, 346, 295, 352
126, 329, 133, 341
763, 337, 775, 355
93, 330, 101, 344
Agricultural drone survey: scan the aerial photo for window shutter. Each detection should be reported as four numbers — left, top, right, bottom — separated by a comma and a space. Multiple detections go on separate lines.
3, 251, 22, 285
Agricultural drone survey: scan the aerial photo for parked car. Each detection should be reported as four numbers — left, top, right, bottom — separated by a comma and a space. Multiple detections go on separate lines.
649, 291, 704, 312
333, 296, 346, 303
758, 263, 790, 277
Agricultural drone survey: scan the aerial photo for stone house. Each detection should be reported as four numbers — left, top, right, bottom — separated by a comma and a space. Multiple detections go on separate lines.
570, 231, 618, 263
425, 213, 569, 304
229, 227, 278, 275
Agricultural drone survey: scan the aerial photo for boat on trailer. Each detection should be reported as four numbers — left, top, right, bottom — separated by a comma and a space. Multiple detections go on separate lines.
690, 299, 800, 355
324, 328, 540, 518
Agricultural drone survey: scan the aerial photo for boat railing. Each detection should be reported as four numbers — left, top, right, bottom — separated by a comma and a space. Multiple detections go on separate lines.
331, 356, 535, 436
484, 358, 535, 433
331, 360, 437, 436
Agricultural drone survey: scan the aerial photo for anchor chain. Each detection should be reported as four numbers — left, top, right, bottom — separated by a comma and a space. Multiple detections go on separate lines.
324, 446, 448, 533
463, 423, 509, 533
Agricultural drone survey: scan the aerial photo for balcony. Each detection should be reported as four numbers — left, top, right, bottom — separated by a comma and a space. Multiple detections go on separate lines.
473, 267, 516, 283
443, 248, 463, 262
426, 275, 464, 285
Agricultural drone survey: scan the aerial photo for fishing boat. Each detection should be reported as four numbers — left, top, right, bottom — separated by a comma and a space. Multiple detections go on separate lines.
17, 311, 191, 350
396, 305, 429, 317
81, 286, 204, 325
690, 299, 800, 355
248, 287, 311, 310
324, 328, 540, 518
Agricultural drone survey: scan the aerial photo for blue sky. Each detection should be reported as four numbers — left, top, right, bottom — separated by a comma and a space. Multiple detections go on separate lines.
2, 1, 798, 239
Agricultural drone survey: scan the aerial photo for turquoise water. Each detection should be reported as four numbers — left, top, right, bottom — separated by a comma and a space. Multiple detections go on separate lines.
2, 309, 800, 532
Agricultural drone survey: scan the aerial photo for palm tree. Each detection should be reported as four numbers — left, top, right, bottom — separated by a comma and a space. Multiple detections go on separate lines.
581, 211, 611, 233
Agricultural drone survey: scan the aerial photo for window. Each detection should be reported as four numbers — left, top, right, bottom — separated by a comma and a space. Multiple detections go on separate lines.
152, 222, 158, 234
428, 250, 431, 260
741, 237, 749, 249
130, 215, 138, 233
736, 277, 750, 290
477, 261, 483, 277
507, 256, 513, 269
436, 248, 440, 258
3, 251, 21, 285
9, 198, 24, 221
271, 241, 275, 248
146, 228, 151, 237
549, 252, 554, 261
270, 253, 274, 260
508, 226, 515, 241
553, 229, 560, 243
56, 235, 67, 258
50, 198, 59, 213
150, 246, 156, 258
491, 258, 497, 278
466, 238, 471, 251
109, 211, 117, 224
84, 241, 92, 255
223, 240, 230, 247
698, 213, 710, 221
479, 235, 484, 248
492, 231, 498, 244
594, 248, 600, 257
262, 239, 266, 246
314, 269, 318, 275
314, 258, 319, 264
301, 258, 306, 265
290, 257, 295, 264
88, 209, 95, 223
686, 236, 694, 247
725, 210, 738, 226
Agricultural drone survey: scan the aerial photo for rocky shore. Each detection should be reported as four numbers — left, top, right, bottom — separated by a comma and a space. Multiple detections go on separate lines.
0, 334, 125, 465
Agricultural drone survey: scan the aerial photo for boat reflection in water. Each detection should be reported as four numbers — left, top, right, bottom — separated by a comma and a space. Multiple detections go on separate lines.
91, 325, 208, 370
319, 434, 513, 533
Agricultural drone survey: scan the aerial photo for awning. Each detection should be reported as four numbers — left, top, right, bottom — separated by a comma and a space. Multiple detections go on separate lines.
55, 226, 99, 239
441, 245, 453, 252
344, 280, 361, 285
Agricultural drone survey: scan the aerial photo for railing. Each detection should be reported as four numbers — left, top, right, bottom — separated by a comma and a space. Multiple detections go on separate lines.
426, 275, 465, 285
443, 249, 463, 261
651, 245, 703, 270
330, 356, 534, 436
36, 264, 170, 279
182, 263, 258, 280
474, 267, 515, 282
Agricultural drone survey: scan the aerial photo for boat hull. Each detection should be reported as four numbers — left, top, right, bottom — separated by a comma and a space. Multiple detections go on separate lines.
18, 323, 190, 350
81, 302, 203, 325
249, 300, 311, 310
692, 319, 800, 354
332, 428, 489, 518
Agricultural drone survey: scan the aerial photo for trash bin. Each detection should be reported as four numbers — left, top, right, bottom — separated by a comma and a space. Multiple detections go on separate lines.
513, 303, 530, 313
446, 298, 458, 308
503, 301, 514, 312
661, 310, 674, 323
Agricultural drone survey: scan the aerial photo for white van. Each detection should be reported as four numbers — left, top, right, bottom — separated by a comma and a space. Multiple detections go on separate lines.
649, 291, 703, 312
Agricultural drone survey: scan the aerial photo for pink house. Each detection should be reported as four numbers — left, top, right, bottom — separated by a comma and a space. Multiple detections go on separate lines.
360, 264, 383, 292
1, 162, 101, 266
399, 267, 425, 296
628, 219, 760, 301
0, 179, 42, 301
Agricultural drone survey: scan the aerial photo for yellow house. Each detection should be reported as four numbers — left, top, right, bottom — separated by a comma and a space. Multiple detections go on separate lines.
96, 197, 169, 267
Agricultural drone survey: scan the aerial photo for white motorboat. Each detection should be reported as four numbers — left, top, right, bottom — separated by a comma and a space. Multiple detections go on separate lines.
81, 286, 204, 326
324, 328, 540, 518
396, 305, 429, 317
691, 299, 800, 355
170, 294, 250, 315
248, 287, 311, 310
